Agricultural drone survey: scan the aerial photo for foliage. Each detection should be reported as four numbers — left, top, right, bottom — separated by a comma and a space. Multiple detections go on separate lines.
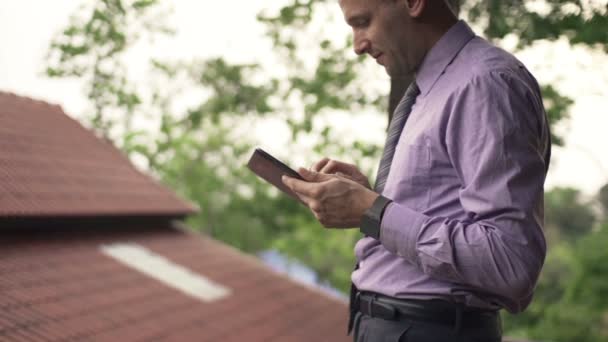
539, 85, 574, 146
599, 183, 608, 219
465, 0, 608, 51
46, 0, 173, 140
544, 187, 596, 242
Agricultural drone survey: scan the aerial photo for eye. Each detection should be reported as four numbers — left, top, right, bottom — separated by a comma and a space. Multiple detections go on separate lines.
353, 17, 369, 28
347, 14, 370, 29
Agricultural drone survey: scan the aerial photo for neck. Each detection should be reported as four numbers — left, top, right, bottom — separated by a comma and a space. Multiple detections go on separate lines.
410, 15, 458, 74
423, 14, 458, 54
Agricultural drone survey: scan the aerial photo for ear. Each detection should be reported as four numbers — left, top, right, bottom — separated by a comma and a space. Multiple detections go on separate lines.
405, 0, 426, 18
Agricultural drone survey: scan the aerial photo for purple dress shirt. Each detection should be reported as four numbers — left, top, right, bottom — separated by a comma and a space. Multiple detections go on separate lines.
352, 21, 551, 314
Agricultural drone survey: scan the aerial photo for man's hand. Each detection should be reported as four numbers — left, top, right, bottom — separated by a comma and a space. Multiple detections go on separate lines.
310, 158, 372, 189
282, 168, 379, 228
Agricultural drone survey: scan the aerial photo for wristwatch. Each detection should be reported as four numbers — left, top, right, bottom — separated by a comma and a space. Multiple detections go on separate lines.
360, 195, 393, 240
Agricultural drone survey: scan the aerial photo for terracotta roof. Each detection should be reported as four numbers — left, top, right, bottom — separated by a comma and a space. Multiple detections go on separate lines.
0, 91, 197, 218
0, 224, 350, 341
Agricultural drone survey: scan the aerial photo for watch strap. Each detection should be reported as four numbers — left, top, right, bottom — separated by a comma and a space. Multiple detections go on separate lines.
360, 195, 392, 240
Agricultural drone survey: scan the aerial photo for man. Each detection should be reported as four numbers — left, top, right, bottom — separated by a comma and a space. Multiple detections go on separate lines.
282, 0, 551, 340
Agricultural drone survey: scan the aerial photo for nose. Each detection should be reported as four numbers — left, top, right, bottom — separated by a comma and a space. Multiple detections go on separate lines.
353, 32, 370, 55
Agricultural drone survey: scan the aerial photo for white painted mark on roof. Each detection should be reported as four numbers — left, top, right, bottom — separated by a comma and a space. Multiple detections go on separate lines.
100, 243, 231, 302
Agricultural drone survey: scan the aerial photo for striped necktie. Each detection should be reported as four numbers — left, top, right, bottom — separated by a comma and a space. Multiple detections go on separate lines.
374, 81, 421, 193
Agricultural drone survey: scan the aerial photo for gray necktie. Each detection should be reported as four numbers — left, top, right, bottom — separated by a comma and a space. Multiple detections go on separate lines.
374, 81, 421, 193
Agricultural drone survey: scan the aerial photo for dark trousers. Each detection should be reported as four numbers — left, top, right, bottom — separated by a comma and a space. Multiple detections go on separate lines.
352, 312, 502, 342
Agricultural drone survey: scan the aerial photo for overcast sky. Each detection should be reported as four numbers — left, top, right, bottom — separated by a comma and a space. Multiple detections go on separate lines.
1, 1, 607, 196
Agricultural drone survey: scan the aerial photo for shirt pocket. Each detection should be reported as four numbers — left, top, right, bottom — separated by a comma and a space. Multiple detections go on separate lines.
403, 144, 431, 184
394, 143, 432, 211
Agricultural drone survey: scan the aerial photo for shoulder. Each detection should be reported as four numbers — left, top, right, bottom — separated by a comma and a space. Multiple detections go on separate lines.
442, 39, 547, 126
453, 38, 541, 99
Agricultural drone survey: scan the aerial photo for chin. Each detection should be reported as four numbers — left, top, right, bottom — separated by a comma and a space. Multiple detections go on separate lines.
386, 66, 411, 78
384, 65, 395, 77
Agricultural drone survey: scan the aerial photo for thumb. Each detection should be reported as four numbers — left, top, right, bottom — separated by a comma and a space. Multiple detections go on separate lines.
298, 167, 333, 183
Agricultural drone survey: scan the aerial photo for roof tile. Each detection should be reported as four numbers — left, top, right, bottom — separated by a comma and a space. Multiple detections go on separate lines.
0, 91, 197, 218
0, 225, 350, 341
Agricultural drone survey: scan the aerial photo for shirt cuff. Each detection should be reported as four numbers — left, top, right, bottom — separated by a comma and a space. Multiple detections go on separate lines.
379, 202, 430, 262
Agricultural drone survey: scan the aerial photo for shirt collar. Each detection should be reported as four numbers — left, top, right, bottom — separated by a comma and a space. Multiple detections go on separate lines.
415, 20, 476, 96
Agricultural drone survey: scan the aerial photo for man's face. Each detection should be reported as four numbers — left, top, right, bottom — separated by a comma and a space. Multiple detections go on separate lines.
339, 0, 420, 77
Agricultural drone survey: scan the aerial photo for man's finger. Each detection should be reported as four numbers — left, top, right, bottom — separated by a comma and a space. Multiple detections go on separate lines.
319, 160, 352, 175
282, 175, 321, 198
319, 160, 334, 173
311, 158, 330, 172
298, 168, 333, 183
293, 191, 313, 207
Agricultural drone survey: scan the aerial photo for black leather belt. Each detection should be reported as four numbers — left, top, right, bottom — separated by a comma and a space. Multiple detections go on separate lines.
356, 292, 499, 330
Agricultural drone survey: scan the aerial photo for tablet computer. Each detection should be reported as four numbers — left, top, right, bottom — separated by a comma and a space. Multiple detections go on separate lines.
247, 148, 305, 201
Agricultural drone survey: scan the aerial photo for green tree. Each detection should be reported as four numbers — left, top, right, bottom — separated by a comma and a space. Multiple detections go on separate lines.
45, 0, 174, 141
544, 187, 597, 242
598, 183, 608, 219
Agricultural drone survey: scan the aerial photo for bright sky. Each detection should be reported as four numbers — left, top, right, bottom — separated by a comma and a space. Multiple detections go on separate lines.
1, 1, 607, 196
